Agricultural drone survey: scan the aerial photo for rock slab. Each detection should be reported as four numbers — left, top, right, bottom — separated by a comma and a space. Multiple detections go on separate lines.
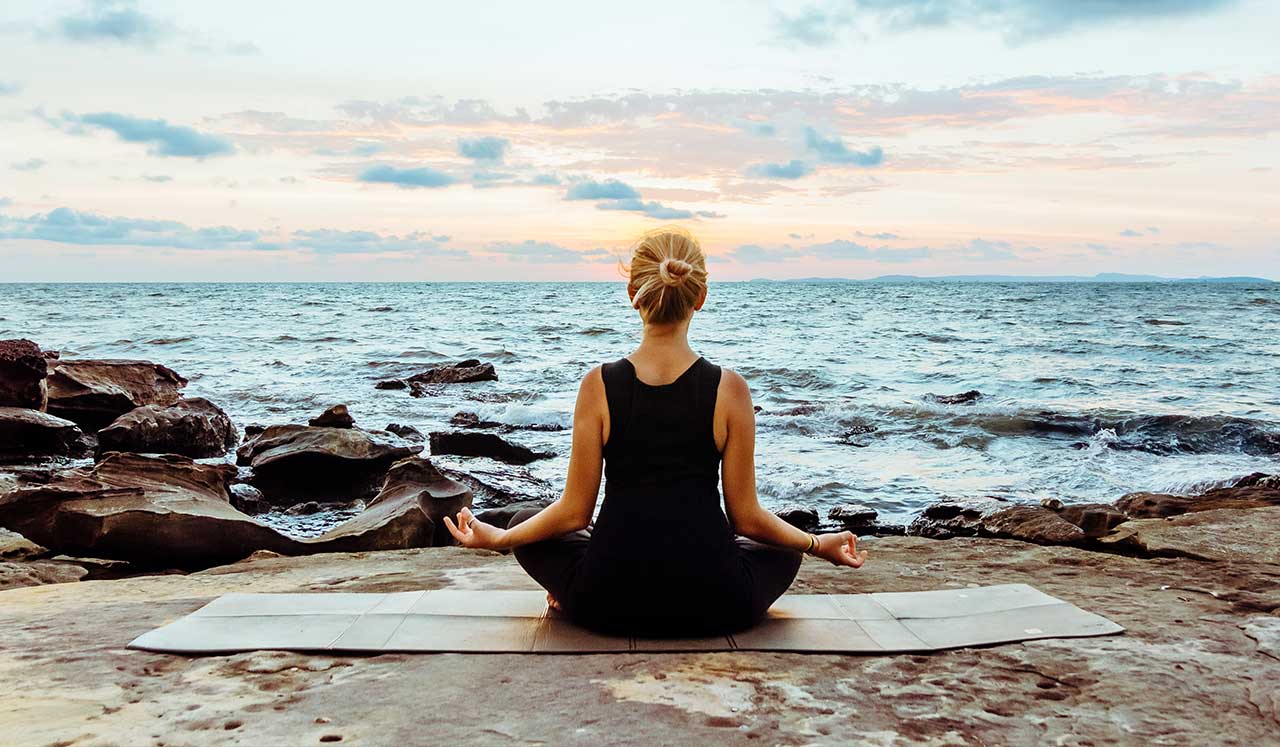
46, 359, 187, 429
96, 397, 237, 459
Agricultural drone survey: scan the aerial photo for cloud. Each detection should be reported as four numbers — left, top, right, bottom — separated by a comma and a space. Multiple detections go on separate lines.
483, 240, 606, 264
142, 174, 172, 182
0, 205, 460, 256
804, 128, 884, 166
1119, 228, 1142, 237
746, 160, 813, 179
0, 207, 265, 250
289, 229, 461, 256
774, 0, 1237, 45
0, 81, 21, 96
357, 164, 457, 188
11, 159, 46, 172
595, 199, 695, 220
564, 179, 640, 200
56, 0, 169, 46
856, 230, 900, 240
739, 121, 778, 136
458, 136, 509, 162
60, 112, 234, 158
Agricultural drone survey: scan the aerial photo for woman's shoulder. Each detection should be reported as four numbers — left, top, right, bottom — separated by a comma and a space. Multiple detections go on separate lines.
715, 365, 752, 401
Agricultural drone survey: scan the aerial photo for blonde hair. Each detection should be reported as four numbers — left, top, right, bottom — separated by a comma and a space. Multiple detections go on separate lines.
623, 226, 708, 325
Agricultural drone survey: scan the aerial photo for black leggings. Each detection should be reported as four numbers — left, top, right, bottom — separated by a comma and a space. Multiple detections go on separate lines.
508, 508, 802, 635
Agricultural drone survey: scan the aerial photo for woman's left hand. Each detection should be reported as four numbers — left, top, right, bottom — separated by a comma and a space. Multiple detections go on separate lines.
443, 507, 507, 550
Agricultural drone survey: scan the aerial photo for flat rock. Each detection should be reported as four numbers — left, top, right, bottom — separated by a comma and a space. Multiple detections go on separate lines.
0, 527, 46, 560
1, 519, 1276, 746
96, 396, 237, 459
237, 424, 422, 503
46, 359, 187, 429
0, 559, 88, 589
0, 338, 49, 410
0, 407, 90, 461
429, 431, 551, 465
1099, 506, 1280, 563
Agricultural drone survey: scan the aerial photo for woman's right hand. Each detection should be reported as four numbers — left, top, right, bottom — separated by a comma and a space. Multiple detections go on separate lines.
813, 531, 869, 568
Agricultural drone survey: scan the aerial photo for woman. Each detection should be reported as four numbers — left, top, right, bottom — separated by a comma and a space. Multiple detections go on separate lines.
444, 226, 869, 637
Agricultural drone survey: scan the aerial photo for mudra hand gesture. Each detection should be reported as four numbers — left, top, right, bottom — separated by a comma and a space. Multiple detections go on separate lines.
443, 507, 505, 550
812, 531, 869, 568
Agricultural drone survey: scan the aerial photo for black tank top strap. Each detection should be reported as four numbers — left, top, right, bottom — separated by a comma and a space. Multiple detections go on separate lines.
600, 358, 635, 450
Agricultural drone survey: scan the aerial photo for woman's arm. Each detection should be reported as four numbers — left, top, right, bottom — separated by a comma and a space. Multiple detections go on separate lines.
445, 367, 605, 550
719, 369, 868, 568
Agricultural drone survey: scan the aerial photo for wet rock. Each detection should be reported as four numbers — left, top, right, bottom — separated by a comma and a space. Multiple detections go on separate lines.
1040, 498, 1064, 510
0, 407, 91, 461
907, 498, 1097, 546
311, 457, 471, 549
774, 504, 820, 532
827, 504, 878, 530
906, 496, 1012, 539
429, 431, 552, 465
237, 424, 422, 504
46, 359, 187, 429
927, 390, 983, 405
376, 360, 498, 393
407, 360, 497, 385
285, 501, 352, 516
244, 424, 266, 439
0, 452, 303, 568
229, 483, 270, 515
1115, 483, 1280, 519
385, 423, 424, 442
95, 397, 237, 459
474, 499, 556, 529
450, 411, 567, 433
0, 339, 49, 410
837, 421, 877, 447
441, 466, 557, 507
309, 405, 355, 429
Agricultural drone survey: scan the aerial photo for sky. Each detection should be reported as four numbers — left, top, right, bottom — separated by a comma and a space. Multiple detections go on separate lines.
1, 0, 1277, 281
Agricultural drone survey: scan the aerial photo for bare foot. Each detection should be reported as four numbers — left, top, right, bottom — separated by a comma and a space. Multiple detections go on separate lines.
546, 592, 562, 611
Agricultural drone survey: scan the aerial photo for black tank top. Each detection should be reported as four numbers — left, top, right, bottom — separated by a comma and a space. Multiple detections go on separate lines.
571, 356, 752, 633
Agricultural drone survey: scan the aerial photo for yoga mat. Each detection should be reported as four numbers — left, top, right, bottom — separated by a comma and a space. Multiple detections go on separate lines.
128, 583, 1123, 655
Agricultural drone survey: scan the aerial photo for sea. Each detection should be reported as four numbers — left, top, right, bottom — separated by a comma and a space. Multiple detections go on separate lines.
3, 281, 1278, 534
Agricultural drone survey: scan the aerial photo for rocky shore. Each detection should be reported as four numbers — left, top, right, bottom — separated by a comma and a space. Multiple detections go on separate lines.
2, 338, 1278, 744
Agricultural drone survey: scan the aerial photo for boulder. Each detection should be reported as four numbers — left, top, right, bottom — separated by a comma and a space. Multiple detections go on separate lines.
1116, 483, 1280, 519
46, 359, 187, 429
774, 504, 820, 532
474, 499, 554, 529
0, 339, 49, 410
95, 397, 236, 459
827, 504, 878, 530
229, 483, 271, 515
0, 452, 303, 568
385, 423, 424, 442
450, 411, 567, 433
374, 379, 407, 390
0, 527, 46, 560
429, 431, 551, 465
0, 407, 91, 461
237, 424, 422, 504
309, 405, 355, 429
311, 457, 471, 550
906, 496, 1012, 539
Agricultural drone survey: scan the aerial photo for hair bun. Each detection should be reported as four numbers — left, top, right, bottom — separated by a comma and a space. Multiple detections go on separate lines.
659, 257, 693, 286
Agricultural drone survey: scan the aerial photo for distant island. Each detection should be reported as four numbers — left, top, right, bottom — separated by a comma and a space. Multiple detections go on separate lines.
752, 273, 1276, 284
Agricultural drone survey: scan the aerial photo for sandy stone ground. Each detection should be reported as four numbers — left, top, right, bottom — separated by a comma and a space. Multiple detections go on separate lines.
3, 510, 1278, 746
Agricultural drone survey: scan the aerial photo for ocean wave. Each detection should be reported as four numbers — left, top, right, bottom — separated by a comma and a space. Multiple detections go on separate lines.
146, 336, 194, 345
1144, 318, 1189, 326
